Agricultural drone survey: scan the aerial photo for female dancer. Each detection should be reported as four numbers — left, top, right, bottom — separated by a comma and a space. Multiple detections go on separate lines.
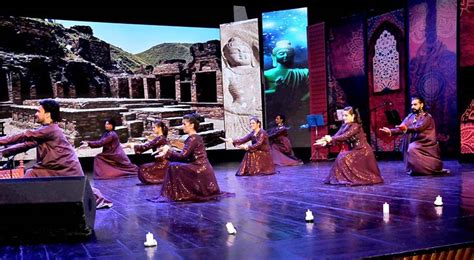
81, 119, 138, 180
222, 117, 277, 176
128, 120, 169, 184
154, 113, 222, 201
268, 114, 303, 166
315, 107, 383, 185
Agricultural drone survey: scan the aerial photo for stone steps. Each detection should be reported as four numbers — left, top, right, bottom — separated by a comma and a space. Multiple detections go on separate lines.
155, 99, 178, 106
0, 102, 13, 119
120, 103, 163, 109
8, 98, 223, 149
126, 120, 144, 138
131, 108, 196, 120
23, 98, 171, 109
115, 126, 129, 143
198, 129, 225, 147
175, 129, 225, 148
161, 115, 204, 127
164, 104, 192, 109
172, 121, 214, 135
128, 136, 148, 143
120, 112, 137, 122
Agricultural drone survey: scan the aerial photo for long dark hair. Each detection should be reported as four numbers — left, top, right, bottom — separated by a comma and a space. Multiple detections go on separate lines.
250, 116, 262, 128
105, 119, 116, 130
183, 113, 200, 131
343, 106, 362, 124
39, 99, 61, 122
154, 119, 169, 137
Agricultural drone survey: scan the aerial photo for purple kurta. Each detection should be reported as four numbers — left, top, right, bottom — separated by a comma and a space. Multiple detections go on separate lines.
134, 135, 169, 184
234, 130, 277, 176
89, 131, 138, 180
158, 134, 221, 202
0, 124, 86, 178
325, 123, 383, 186
390, 112, 445, 175
268, 125, 303, 166
0, 124, 112, 208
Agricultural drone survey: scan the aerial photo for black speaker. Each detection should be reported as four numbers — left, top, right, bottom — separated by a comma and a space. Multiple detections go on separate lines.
0, 176, 96, 243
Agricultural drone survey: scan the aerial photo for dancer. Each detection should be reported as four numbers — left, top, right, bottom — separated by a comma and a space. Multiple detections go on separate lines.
127, 120, 169, 184
316, 106, 383, 185
153, 113, 222, 201
81, 119, 138, 180
0, 99, 112, 208
221, 117, 277, 176
380, 96, 449, 175
268, 114, 303, 166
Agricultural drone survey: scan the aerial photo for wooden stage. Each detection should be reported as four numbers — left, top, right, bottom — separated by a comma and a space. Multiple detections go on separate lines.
0, 160, 473, 259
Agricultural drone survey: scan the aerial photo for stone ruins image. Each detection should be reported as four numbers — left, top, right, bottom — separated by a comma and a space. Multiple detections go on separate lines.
0, 17, 225, 157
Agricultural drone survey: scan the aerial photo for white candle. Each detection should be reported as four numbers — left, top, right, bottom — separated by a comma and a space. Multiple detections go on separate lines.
144, 232, 157, 247
226, 222, 237, 234
383, 202, 389, 214
434, 195, 443, 206
305, 209, 314, 222
146, 232, 153, 242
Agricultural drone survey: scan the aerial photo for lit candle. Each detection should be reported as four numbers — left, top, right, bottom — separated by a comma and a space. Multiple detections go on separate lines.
383, 202, 389, 214
305, 209, 314, 223
434, 195, 443, 206
146, 232, 153, 242
144, 232, 157, 247
226, 222, 237, 235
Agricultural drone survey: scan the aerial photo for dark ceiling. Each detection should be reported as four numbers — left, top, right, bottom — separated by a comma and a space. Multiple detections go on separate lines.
2, 2, 406, 28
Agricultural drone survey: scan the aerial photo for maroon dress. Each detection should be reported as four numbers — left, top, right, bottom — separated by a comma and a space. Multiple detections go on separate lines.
390, 112, 446, 175
324, 123, 383, 186
0, 124, 113, 209
134, 135, 169, 184
268, 125, 303, 166
234, 130, 277, 176
89, 131, 138, 180
158, 134, 221, 202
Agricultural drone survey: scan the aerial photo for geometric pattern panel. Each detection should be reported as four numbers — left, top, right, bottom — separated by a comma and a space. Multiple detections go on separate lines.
374, 30, 400, 92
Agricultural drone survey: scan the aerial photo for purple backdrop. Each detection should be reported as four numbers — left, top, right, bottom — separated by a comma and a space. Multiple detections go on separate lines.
326, 16, 368, 137
408, 0, 458, 154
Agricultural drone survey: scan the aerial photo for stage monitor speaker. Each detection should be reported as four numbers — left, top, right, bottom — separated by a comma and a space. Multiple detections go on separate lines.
0, 176, 96, 243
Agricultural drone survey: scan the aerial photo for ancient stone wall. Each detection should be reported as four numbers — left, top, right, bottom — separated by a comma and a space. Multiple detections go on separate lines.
189, 40, 223, 103
128, 77, 145, 98
152, 62, 183, 75
11, 105, 128, 146
180, 102, 224, 119
22, 98, 176, 109
144, 77, 156, 99
0, 102, 13, 119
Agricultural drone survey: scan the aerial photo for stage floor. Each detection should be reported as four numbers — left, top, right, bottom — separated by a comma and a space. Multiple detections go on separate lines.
1, 161, 474, 259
